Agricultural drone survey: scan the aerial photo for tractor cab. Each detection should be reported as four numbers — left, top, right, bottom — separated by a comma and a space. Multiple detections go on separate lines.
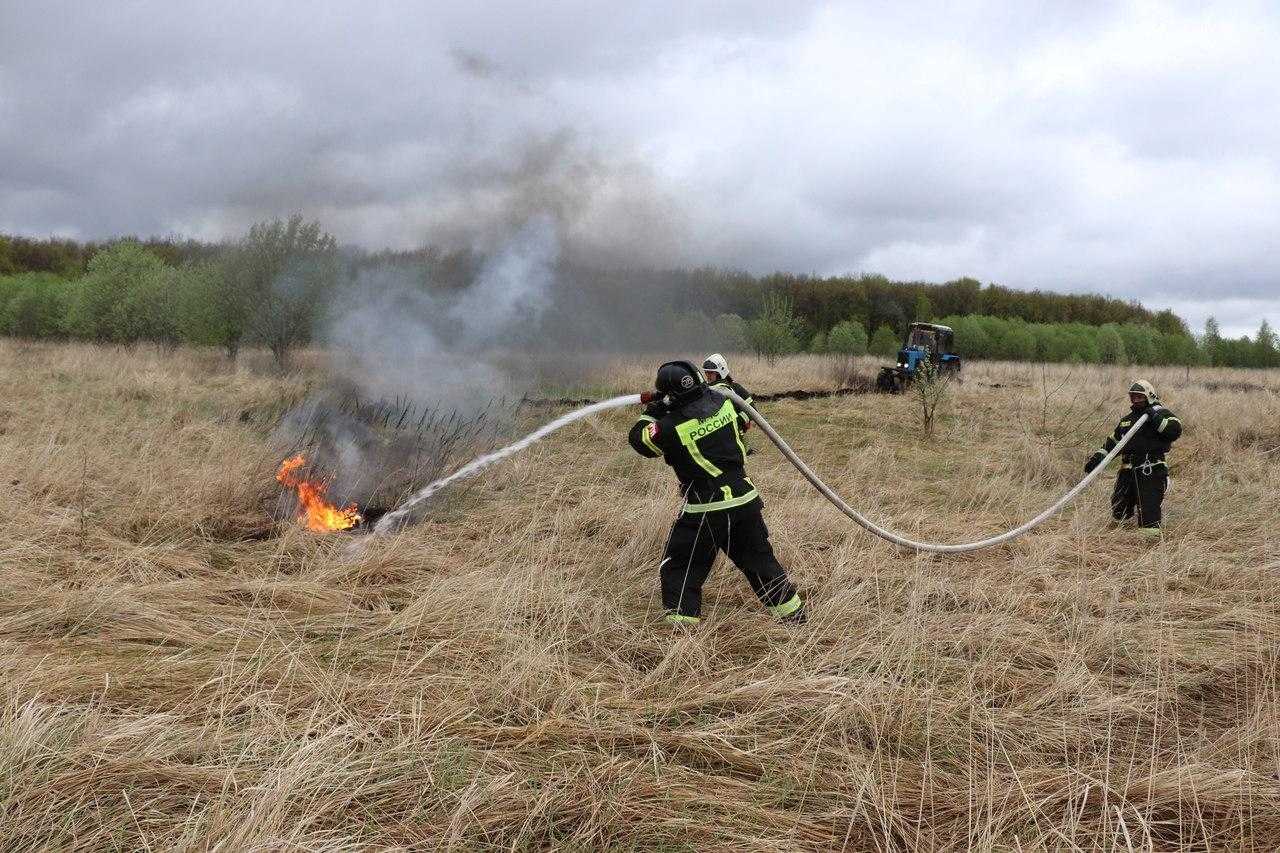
877, 322, 962, 393
898, 323, 953, 367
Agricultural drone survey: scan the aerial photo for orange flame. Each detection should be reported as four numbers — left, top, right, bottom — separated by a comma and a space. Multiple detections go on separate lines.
275, 454, 362, 532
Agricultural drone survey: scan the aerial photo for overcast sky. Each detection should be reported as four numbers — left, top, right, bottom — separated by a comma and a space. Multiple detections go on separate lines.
1, 1, 1276, 336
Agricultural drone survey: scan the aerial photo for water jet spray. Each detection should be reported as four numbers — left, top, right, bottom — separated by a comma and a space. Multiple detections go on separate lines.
366, 387, 1150, 552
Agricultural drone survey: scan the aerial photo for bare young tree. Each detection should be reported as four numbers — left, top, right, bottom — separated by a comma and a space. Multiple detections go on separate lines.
913, 359, 952, 437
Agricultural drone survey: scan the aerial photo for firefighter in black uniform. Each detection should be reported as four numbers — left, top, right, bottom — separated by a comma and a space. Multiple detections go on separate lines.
628, 360, 806, 626
702, 353, 754, 432
1084, 379, 1183, 538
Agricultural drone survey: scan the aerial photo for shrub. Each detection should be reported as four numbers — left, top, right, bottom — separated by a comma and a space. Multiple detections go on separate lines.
869, 324, 899, 358
714, 313, 748, 352
827, 320, 868, 356
1097, 324, 1127, 364
65, 242, 169, 342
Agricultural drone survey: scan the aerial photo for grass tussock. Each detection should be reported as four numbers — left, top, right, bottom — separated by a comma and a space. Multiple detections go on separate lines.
1, 340, 1278, 850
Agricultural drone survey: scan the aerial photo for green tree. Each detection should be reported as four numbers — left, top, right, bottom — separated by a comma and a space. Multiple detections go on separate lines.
1202, 317, 1223, 366
1255, 319, 1278, 368
1063, 324, 1101, 363
1159, 333, 1200, 368
671, 310, 715, 348
869, 324, 899, 358
1033, 325, 1075, 362
809, 330, 827, 353
0, 273, 72, 337
1097, 324, 1127, 364
227, 214, 339, 366
65, 242, 169, 342
1003, 320, 1037, 361
912, 294, 934, 322
1152, 308, 1190, 337
1117, 323, 1156, 366
941, 315, 991, 359
827, 320, 868, 355
177, 261, 247, 358
118, 265, 181, 347
714, 313, 748, 351
0, 238, 17, 276
745, 293, 802, 363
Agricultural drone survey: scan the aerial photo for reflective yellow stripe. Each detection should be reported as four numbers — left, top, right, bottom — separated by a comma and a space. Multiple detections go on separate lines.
730, 415, 748, 459
769, 594, 803, 618
640, 423, 661, 455
674, 400, 738, 477
1159, 416, 1180, 433
665, 613, 700, 625
684, 487, 759, 513
638, 414, 657, 423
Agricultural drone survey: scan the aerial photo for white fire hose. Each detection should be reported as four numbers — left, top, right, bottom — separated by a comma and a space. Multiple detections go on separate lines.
711, 385, 1148, 553
375, 387, 1145, 553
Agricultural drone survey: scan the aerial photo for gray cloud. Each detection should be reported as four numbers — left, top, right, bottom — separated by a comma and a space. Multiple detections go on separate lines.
1, 0, 1276, 335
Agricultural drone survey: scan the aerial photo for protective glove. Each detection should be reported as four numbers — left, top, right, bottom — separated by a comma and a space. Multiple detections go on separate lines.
1083, 451, 1104, 474
643, 399, 668, 420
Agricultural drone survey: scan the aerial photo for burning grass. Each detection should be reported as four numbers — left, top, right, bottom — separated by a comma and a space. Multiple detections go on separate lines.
275, 453, 363, 531
0, 339, 1278, 850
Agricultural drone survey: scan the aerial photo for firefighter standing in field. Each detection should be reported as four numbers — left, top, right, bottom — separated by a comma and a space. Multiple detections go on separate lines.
628, 360, 806, 626
1084, 379, 1183, 538
702, 353, 754, 428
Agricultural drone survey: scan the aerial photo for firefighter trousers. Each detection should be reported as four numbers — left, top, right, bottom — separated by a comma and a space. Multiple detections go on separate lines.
1111, 466, 1168, 529
659, 500, 800, 620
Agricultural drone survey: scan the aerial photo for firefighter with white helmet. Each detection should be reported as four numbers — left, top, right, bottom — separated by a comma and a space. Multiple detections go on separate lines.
702, 353, 754, 433
1084, 379, 1183, 538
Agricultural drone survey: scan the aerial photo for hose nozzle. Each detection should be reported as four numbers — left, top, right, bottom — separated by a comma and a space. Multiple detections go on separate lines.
640, 391, 662, 405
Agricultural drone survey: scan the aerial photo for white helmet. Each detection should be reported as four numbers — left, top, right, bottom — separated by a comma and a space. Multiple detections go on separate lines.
702, 353, 730, 381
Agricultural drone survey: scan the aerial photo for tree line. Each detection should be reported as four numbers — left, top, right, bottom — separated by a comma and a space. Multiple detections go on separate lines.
0, 218, 336, 362
724, 302, 1275, 369
1, 222, 1274, 369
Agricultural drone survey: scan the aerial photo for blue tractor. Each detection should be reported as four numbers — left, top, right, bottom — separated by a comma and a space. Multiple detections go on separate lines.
876, 322, 962, 393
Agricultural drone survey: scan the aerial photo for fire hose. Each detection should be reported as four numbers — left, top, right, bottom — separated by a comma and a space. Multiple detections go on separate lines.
711, 385, 1149, 553
374, 388, 1147, 553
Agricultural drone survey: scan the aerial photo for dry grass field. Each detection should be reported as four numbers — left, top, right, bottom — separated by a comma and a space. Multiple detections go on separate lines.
1, 340, 1278, 851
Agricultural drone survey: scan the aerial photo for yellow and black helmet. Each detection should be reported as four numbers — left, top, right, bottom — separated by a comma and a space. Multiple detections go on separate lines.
1128, 379, 1159, 405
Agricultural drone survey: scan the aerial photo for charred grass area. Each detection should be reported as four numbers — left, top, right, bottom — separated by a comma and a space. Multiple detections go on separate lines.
1, 341, 1278, 851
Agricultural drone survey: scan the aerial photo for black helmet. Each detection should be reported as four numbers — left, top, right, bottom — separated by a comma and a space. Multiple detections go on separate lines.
654, 360, 704, 403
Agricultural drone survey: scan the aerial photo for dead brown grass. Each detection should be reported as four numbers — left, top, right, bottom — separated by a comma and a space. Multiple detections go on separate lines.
1, 340, 1278, 851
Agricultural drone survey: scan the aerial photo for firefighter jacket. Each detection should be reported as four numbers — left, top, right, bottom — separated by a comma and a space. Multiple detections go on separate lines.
628, 387, 758, 512
1096, 403, 1182, 469
710, 379, 754, 430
